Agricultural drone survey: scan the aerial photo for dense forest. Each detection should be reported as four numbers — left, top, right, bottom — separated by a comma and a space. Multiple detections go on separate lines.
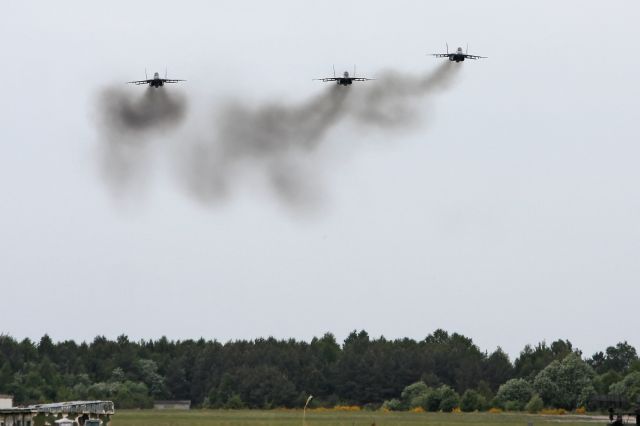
0, 330, 638, 411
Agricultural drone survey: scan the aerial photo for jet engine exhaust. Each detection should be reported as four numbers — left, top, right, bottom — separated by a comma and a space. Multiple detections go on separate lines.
178, 62, 460, 209
95, 87, 187, 194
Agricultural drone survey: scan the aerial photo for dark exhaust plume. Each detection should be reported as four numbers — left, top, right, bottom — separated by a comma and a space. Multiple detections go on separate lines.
94, 63, 459, 208
96, 87, 187, 193
348, 61, 460, 127
179, 62, 460, 208
179, 85, 349, 207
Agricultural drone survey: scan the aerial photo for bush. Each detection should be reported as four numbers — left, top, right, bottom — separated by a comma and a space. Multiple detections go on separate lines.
525, 394, 544, 413
401, 381, 430, 405
414, 385, 458, 412
401, 381, 432, 410
460, 389, 486, 412
540, 408, 566, 415
504, 400, 522, 412
440, 394, 460, 412
496, 378, 533, 407
438, 386, 460, 412
489, 396, 502, 409
381, 399, 403, 411
411, 393, 431, 410
225, 393, 245, 409
419, 389, 443, 412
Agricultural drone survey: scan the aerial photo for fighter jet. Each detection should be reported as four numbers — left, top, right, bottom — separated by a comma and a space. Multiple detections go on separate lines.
431, 44, 487, 62
127, 70, 185, 88
314, 66, 373, 86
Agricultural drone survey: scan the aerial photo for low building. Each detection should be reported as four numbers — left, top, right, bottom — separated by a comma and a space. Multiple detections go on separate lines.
153, 400, 191, 410
0, 401, 114, 426
0, 396, 12, 410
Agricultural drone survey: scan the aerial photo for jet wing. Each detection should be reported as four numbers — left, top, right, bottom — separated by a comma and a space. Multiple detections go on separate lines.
352, 77, 374, 81
430, 53, 450, 58
464, 54, 487, 59
313, 77, 339, 82
127, 80, 152, 85
162, 79, 186, 84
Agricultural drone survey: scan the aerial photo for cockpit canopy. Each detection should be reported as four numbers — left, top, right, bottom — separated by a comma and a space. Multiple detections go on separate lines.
153, 72, 160, 79
343, 71, 350, 78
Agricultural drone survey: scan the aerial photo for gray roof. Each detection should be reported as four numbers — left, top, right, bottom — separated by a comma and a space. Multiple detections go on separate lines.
0, 401, 114, 415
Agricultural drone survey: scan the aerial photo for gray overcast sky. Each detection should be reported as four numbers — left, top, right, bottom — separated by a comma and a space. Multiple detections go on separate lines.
1, 0, 639, 359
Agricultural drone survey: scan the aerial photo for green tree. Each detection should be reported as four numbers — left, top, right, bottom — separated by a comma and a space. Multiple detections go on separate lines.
483, 348, 514, 391
135, 359, 168, 398
400, 381, 430, 409
0, 331, 632, 410
165, 358, 190, 399
113, 381, 153, 408
460, 389, 485, 412
225, 393, 246, 409
593, 370, 623, 395
110, 367, 125, 382
589, 342, 638, 375
525, 394, 544, 413
495, 378, 533, 409
609, 371, 640, 403
533, 353, 595, 409
514, 340, 577, 380
438, 386, 460, 412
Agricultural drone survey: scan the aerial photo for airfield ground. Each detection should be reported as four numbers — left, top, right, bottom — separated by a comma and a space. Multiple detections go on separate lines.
113, 409, 607, 426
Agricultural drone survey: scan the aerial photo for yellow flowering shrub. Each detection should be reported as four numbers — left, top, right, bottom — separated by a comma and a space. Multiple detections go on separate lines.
540, 408, 566, 415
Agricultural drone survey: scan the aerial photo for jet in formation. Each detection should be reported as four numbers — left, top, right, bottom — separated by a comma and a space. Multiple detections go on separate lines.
314, 66, 374, 86
127, 70, 185, 88
431, 44, 487, 62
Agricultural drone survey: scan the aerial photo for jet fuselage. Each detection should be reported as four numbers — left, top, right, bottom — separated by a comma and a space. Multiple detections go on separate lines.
449, 48, 467, 62
336, 71, 354, 86
149, 72, 164, 88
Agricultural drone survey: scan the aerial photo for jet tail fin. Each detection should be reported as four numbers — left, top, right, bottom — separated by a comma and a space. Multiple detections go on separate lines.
446, 42, 449, 54
466, 43, 469, 54
333, 64, 336, 78
145, 68, 148, 80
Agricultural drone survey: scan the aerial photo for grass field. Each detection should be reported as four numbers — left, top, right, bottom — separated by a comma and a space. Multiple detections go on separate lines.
112, 410, 606, 426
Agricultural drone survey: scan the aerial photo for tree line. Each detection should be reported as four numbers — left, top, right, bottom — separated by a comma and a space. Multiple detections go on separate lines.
0, 330, 638, 410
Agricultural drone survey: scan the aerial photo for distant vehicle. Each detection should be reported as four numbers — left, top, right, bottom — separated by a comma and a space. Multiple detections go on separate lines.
431, 43, 487, 62
314, 66, 374, 86
127, 70, 185, 88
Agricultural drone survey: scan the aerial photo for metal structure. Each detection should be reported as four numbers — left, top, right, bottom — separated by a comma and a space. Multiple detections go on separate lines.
590, 395, 640, 425
0, 401, 114, 426
25, 402, 114, 415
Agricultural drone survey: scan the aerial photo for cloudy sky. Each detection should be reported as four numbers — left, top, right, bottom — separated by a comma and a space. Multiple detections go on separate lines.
1, 0, 638, 359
